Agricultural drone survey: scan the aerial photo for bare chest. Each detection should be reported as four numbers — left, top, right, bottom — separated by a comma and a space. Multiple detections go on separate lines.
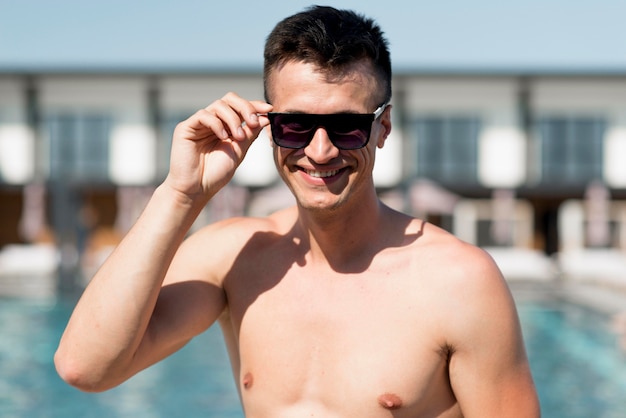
223, 265, 459, 417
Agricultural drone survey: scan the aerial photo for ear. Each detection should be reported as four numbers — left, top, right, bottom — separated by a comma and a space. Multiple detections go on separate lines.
376, 105, 392, 149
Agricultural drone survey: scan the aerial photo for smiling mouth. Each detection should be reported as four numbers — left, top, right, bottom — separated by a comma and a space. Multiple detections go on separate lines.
305, 169, 340, 178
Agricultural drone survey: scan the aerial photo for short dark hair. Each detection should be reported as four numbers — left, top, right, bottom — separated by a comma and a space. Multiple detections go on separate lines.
263, 5, 392, 106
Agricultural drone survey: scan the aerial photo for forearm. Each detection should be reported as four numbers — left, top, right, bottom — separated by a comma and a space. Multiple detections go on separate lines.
55, 184, 207, 390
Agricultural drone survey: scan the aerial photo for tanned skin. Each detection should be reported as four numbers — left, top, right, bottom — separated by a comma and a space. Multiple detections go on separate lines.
56, 59, 540, 418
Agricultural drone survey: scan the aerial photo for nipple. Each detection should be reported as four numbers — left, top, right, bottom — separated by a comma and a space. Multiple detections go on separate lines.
242, 372, 254, 390
378, 393, 403, 410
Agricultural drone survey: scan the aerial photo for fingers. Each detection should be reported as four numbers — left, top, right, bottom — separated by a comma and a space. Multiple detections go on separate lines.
175, 93, 273, 146
204, 92, 273, 141
166, 93, 272, 197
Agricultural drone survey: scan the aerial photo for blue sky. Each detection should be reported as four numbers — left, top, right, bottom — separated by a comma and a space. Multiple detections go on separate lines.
1, 0, 625, 72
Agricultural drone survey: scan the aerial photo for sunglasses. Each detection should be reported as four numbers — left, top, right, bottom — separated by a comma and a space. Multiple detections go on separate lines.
266, 103, 388, 150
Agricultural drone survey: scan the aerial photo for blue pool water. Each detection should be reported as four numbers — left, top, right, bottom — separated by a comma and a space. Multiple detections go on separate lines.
518, 296, 626, 418
1, 291, 625, 417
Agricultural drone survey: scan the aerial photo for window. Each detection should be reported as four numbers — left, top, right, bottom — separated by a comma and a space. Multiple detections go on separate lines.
46, 113, 111, 182
537, 116, 605, 185
413, 116, 480, 185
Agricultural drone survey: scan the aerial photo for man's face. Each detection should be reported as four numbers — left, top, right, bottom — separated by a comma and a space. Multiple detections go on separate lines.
265, 60, 391, 213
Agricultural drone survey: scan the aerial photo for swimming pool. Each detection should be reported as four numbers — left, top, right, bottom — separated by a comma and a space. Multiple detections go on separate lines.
0, 285, 624, 418
515, 286, 626, 418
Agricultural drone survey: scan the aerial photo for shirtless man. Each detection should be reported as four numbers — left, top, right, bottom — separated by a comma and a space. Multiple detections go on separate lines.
55, 6, 540, 417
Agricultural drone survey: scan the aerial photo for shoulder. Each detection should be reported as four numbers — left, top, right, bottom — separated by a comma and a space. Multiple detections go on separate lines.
416, 222, 502, 286
191, 206, 297, 247
420, 222, 503, 285
429, 240, 521, 361
420, 230, 540, 416
170, 206, 298, 283
417, 223, 515, 332
389, 213, 502, 290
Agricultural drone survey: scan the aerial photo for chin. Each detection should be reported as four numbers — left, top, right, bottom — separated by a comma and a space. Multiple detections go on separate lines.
295, 194, 347, 213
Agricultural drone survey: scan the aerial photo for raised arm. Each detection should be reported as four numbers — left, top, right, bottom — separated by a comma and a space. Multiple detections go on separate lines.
54, 93, 272, 392
446, 245, 541, 417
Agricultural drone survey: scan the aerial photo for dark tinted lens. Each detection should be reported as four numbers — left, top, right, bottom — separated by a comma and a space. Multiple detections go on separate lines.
269, 112, 375, 150
269, 113, 316, 149
324, 114, 373, 150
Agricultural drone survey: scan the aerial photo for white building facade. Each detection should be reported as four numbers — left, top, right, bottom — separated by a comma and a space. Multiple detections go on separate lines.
1, 70, 626, 286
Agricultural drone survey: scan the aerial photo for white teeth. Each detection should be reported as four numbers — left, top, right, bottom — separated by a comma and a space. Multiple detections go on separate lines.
307, 169, 339, 178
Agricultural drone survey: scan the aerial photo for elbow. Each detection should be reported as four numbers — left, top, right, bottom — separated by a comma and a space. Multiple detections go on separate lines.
54, 348, 117, 393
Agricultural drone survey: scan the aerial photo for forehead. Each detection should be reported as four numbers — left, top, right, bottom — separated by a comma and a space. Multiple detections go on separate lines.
266, 60, 381, 112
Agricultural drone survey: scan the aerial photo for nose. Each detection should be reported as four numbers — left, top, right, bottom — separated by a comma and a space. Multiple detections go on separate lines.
304, 127, 340, 163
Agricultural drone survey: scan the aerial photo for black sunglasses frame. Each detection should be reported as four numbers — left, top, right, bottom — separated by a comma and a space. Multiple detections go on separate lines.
267, 103, 388, 150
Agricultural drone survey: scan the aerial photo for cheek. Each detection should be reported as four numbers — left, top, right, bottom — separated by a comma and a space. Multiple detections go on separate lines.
273, 147, 300, 171
367, 139, 380, 158
272, 147, 282, 168
354, 146, 377, 170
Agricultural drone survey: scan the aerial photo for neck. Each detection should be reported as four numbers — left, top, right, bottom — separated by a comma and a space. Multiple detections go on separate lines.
294, 195, 390, 272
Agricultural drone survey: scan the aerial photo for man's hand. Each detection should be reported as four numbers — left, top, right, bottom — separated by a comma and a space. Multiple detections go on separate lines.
165, 92, 273, 201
